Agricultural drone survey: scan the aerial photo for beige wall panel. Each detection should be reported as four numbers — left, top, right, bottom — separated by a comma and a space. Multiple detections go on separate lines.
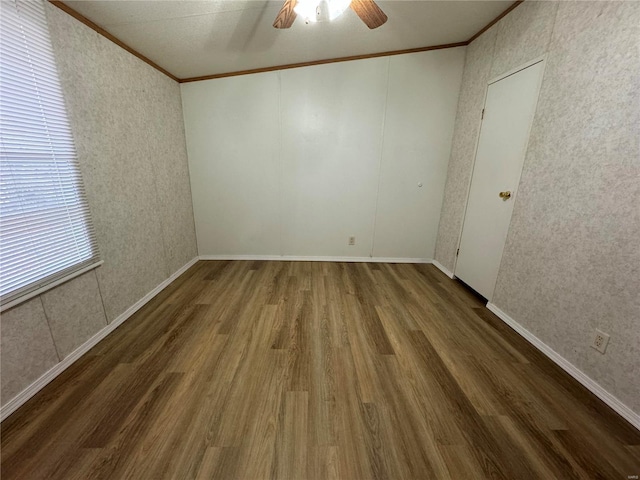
1, 299, 59, 403
436, 0, 640, 415
490, 1, 558, 78
45, 3, 196, 321
40, 272, 108, 359
493, 0, 640, 413
0, 1, 197, 409
143, 78, 198, 273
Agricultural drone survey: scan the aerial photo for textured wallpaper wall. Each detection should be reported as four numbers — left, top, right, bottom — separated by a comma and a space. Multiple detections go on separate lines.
435, 1, 640, 414
0, 2, 197, 406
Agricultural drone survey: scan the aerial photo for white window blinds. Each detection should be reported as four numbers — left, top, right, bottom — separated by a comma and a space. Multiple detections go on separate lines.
0, 0, 100, 309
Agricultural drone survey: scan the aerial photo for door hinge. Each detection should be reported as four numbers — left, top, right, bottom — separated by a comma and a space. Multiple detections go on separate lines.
481, 109, 485, 120
456, 248, 460, 256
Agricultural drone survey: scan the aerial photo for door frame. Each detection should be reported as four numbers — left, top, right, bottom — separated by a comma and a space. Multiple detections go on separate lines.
452, 55, 547, 279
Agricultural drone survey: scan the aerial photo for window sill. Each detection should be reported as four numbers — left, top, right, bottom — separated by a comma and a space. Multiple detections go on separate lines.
0, 260, 104, 313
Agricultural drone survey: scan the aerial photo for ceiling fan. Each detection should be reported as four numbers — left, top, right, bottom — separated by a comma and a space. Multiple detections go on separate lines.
273, 0, 388, 29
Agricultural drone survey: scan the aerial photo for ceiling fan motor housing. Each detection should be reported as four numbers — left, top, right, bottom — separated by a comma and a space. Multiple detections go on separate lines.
297, 0, 352, 24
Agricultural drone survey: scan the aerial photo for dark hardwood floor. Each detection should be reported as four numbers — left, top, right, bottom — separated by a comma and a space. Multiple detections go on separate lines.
1, 261, 639, 479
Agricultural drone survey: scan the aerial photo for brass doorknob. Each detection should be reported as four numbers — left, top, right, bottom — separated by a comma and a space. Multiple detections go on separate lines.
499, 191, 512, 200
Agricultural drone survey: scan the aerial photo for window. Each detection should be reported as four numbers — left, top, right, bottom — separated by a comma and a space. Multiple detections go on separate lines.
0, 0, 100, 311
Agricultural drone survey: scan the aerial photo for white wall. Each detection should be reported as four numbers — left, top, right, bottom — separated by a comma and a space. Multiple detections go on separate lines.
182, 48, 465, 259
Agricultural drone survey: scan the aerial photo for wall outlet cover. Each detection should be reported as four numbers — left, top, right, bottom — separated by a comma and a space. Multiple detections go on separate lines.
591, 329, 610, 354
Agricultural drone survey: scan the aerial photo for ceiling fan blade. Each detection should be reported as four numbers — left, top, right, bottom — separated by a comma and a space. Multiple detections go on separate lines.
273, 0, 298, 28
350, 0, 387, 29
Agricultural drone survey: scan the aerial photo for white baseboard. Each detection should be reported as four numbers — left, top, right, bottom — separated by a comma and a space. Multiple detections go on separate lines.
432, 260, 455, 278
199, 254, 433, 264
0, 257, 199, 422
486, 303, 640, 431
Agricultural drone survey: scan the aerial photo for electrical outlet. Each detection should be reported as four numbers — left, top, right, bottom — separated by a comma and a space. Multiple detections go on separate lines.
348, 236, 356, 246
591, 329, 610, 354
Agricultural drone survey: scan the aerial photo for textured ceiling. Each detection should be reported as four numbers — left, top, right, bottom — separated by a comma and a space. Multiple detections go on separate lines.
63, 0, 511, 79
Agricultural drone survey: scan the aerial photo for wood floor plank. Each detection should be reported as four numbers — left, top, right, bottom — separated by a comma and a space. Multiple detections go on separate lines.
308, 445, 339, 480
79, 372, 185, 480
376, 356, 447, 479
275, 391, 309, 480
2, 260, 638, 479
375, 305, 467, 446
194, 446, 240, 480
439, 444, 486, 480
234, 350, 286, 479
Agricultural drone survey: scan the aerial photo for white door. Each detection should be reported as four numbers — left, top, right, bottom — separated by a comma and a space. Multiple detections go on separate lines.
455, 60, 545, 300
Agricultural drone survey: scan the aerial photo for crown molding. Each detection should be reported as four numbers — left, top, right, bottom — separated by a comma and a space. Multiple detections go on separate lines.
179, 42, 468, 83
467, 0, 523, 43
48, 1, 179, 82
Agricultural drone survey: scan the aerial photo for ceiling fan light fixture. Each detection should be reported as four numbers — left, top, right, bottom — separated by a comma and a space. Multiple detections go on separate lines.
294, 0, 352, 24
274, 0, 385, 29
294, 0, 319, 23
328, 0, 352, 21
